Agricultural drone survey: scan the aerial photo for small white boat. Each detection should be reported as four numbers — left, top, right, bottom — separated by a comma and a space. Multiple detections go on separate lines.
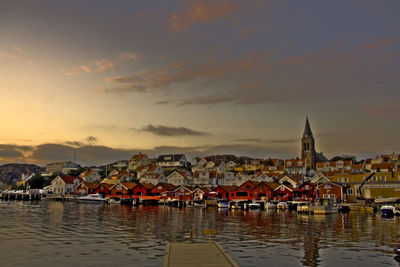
217, 201, 229, 208
277, 202, 288, 209
78, 193, 105, 203
193, 202, 206, 208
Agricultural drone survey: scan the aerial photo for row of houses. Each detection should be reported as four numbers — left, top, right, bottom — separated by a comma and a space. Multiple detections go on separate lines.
45, 172, 349, 203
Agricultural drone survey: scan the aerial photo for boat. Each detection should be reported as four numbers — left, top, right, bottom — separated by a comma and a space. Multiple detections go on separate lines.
193, 202, 206, 208
248, 202, 262, 209
374, 197, 399, 204
312, 198, 338, 215
277, 202, 288, 210
217, 201, 229, 208
380, 205, 395, 217
78, 193, 105, 203
313, 204, 338, 214
394, 245, 400, 255
265, 202, 276, 210
187, 201, 206, 208
107, 198, 121, 205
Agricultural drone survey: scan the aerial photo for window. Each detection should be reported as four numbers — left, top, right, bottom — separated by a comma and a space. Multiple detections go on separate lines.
381, 176, 386, 182
338, 177, 342, 183
372, 176, 377, 182
347, 188, 353, 195
344, 177, 348, 183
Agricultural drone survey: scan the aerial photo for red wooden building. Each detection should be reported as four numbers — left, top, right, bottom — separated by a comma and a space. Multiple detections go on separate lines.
133, 183, 154, 196
75, 182, 99, 195
229, 181, 259, 201
108, 182, 136, 198
273, 184, 294, 201
297, 181, 316, 201
150, 183, 176, 196
315, 182, 344, 201
173, 186, 194, 201
252, 182, 280, 200
213, 185, 237, 199
93, 183, 113, 197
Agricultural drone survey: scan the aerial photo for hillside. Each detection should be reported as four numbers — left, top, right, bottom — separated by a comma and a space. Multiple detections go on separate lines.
0, 163, 44, 185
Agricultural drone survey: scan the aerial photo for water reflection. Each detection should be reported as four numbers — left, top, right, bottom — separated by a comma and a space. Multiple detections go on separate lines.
0, 200, 399, 267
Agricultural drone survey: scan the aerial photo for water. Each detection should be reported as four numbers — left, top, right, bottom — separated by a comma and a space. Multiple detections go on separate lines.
0, 200, 399, 267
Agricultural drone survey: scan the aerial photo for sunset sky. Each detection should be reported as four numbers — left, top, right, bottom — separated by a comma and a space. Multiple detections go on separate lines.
1, 0, 399, 166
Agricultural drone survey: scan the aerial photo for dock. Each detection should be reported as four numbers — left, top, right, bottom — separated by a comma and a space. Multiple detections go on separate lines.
164, 242, 238, 267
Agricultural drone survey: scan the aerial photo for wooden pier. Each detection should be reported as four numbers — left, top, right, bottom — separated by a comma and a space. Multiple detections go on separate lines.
163, 242, 238, 267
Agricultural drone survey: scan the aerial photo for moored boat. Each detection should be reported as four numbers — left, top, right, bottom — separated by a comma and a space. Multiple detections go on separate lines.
217, 201, 229, 208
78, 193, 105, 203
380, 205, 395, 217
248, 202, 262, 209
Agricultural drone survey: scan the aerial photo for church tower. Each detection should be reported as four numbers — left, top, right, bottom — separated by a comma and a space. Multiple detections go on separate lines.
301, 116, 317, 169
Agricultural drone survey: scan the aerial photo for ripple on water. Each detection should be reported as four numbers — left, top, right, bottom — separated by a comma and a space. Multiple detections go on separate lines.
1, 200, 400, 267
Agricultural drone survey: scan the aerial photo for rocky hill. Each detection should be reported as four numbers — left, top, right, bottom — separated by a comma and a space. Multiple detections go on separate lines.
0, 163, 44, 185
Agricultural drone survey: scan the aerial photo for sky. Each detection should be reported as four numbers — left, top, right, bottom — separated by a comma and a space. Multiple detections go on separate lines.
0, 0, 399, 166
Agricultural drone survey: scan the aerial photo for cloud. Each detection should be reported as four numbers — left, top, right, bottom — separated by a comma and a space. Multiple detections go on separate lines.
141, 124, 208, 136
234, 138, 262, 143
100, 84, 148, 94
93, 59, 114, 72
362, 36, 400, 50
119, 52, 139, 61
101, 53, 269, 94
168, 0, 236, 34
0, 144, 32, 161
234, 138, 298, 144
65, 141, 84, 147
85, 136, 98, 145
65, 65, 92, 75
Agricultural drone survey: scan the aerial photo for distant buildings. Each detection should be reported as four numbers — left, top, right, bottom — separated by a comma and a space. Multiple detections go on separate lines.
156, 154, 188, 168
45, 161, 80, 175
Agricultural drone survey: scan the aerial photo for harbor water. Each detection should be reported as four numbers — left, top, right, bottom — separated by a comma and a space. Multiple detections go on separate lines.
0, 200, 399, 267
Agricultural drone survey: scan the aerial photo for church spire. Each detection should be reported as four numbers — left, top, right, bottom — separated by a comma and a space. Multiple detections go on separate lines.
303, 115, 314, 139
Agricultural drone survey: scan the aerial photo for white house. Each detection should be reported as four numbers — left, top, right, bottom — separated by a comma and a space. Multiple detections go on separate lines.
156, 154, 188, 168
166, 170, 192, 186
48, 176, 82, 195
79, 170, 101, 183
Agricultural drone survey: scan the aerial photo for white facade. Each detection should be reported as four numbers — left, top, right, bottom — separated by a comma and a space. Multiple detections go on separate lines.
166, 171, 192, 186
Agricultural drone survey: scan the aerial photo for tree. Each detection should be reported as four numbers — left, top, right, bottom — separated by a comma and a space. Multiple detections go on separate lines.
27, 174, 45, 189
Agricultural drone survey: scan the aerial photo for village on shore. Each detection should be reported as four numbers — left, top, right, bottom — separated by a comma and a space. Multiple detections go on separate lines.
2, 118, 400, 208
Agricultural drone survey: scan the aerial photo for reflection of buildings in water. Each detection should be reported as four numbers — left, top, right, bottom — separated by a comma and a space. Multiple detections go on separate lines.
302, 228, 320, 267
47, 201, 65, 224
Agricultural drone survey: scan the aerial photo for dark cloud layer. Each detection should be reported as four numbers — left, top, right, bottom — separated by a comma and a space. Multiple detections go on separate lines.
141, 124, 208, 136
0, 142, 294, 166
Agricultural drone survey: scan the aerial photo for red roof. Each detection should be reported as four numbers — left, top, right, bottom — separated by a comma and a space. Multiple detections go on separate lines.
155, 183, 176, 191
81, 181, 99, 189
61, 176, 82, 184
214, 185, 237, 192
371, 163, 396, 170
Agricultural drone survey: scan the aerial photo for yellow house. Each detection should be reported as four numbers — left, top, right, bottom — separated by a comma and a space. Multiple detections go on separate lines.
331, 172, 400, 202
234, 166, 244, 172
